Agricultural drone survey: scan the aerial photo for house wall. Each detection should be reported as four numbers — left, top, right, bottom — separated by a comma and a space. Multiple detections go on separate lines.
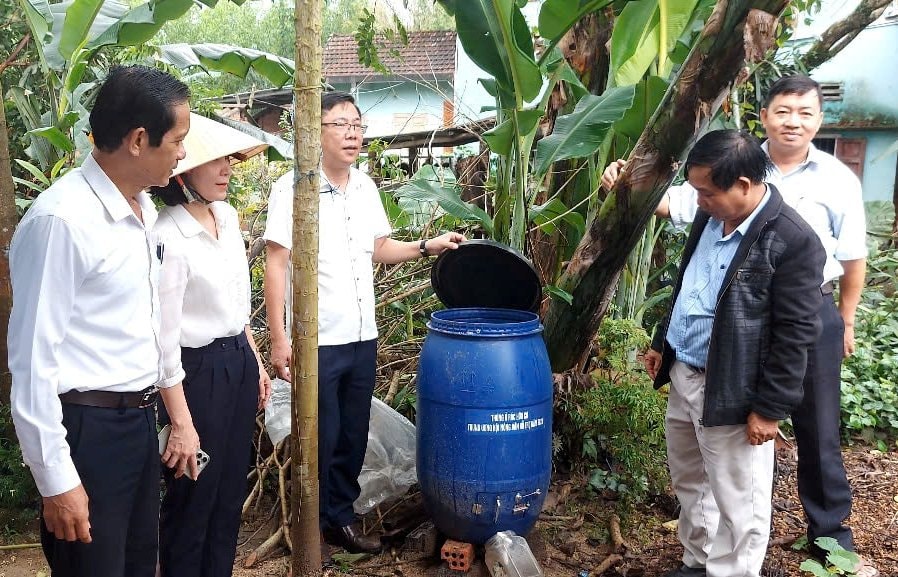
810, 16, 898, 202
817, 130, 897, 202
330, 80, 454, 140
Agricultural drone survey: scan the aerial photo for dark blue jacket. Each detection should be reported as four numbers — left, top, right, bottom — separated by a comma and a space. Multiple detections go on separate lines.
651, 184, 825, 426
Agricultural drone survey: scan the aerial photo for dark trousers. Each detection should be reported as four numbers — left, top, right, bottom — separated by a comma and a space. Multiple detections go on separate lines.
159, 333, 259, 577
318, 339, 377, 529
792, 297, 854, 551
41, 404, 159, 577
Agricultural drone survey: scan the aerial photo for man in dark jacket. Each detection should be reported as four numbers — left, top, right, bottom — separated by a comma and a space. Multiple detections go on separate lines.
644, 130, 825, 577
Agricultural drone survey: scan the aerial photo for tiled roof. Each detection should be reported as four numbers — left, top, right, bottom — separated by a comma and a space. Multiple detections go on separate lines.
323, 30, 456, 80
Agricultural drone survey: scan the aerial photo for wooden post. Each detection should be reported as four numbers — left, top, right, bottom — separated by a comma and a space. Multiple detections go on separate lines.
291, 2, 322, 574
0, 78, 18, 407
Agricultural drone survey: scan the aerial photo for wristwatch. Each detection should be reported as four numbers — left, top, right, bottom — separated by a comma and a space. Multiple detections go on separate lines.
419, 239, 428, 257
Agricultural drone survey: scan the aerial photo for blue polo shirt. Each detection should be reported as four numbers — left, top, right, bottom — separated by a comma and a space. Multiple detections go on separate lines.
666, 187, 771, 369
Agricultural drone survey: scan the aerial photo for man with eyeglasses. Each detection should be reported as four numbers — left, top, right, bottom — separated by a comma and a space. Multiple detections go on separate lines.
263, 91, 465, 560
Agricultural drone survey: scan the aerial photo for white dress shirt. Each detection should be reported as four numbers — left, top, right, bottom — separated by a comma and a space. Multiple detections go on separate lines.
8, 154, 163, 497
667, 142, 867, 283
263, 168, 392, 346
154, 202, 252, 388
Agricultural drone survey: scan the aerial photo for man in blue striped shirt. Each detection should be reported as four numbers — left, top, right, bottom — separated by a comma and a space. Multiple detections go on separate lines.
644, 130, 825, 577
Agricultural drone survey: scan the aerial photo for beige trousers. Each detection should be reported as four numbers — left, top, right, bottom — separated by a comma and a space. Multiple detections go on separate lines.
666, 361, 775, 577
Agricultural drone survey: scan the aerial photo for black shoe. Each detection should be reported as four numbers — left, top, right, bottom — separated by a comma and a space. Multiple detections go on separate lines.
323, 522, 382, 554
662, 565, 707, 577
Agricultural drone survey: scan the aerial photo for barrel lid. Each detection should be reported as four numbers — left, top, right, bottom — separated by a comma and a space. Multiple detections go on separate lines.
430, 239, 542, 313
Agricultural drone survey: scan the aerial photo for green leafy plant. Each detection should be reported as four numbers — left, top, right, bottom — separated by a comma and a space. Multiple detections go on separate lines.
554, 318, 668, 510
799, 537, 861, 576
0, 403, 38, 514
840, 247, 898, 441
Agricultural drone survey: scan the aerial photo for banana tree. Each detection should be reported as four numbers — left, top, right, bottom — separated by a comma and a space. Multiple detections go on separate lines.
12, 0, 249, 175
543, 0, 792, 371
427, 0, 799, 371
424, 0, 639, 253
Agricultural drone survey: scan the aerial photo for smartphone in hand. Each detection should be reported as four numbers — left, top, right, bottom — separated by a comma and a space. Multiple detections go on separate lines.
157, 424, 210, 480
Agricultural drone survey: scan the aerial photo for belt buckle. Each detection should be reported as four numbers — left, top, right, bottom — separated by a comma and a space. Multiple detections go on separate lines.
137, 386, 158, 408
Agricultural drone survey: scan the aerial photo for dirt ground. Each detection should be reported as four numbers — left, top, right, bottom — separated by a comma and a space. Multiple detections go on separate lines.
2, 445, 896, 577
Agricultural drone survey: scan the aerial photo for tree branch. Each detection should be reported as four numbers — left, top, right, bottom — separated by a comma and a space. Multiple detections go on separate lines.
803, 0, 891, 70
0, 33, 32, 75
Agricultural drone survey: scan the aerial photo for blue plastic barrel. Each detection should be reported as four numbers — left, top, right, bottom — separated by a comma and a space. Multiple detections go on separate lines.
416, 307, 553, 544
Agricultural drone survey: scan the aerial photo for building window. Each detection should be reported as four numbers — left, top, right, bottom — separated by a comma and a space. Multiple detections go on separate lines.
814, 136, 866, 180
392, 113, 433, 133
819, 82, 844, 102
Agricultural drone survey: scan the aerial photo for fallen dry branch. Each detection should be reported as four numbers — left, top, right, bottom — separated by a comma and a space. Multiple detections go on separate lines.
244, 526, 284, 568
592, 553, 623, 575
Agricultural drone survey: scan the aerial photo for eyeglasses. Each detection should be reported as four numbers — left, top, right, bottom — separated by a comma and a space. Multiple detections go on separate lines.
322, 121, 368, 134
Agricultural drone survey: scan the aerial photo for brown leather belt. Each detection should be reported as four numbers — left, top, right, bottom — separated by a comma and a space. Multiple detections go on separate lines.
59, 386, 159, 409
821, 281, 835, 295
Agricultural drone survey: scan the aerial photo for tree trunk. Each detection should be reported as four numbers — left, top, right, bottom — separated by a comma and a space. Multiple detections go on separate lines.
543, 0, 788, 372
0, 79, 17, 409
291, 1, 323, 574
802, 0, 892, 71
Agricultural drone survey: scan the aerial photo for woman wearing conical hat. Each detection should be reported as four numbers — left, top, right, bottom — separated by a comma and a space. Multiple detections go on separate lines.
151, 113, 271, 577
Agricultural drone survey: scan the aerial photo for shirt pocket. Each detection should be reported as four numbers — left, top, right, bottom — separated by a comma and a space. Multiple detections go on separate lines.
732, 267, 772, 318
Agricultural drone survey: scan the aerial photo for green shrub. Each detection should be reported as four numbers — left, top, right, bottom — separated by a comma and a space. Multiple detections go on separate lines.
840, 248, 898, 443
0, 403, 38, 512
554, 318, 669, 510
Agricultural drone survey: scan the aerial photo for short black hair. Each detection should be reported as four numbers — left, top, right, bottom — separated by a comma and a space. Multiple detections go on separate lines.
149, 178, 189, 206
685, 130, 772, 189
764, 75, 823, 109
322, 91, 361, 117
90, 65, 190, 152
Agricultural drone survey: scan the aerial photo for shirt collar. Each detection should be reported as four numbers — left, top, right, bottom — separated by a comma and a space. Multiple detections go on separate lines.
168, 203, 206, 238
734, 185, 772, 237
761, 140, 821, 172
168, 201, 231, 238
320, 167, 353, 196
81, 153, 158, 228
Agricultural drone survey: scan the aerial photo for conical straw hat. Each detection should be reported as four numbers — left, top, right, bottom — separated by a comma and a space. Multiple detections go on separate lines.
173, 113, 268, 176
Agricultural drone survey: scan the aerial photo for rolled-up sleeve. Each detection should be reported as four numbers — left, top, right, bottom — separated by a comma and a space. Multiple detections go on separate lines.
8, 216, 86, 497
158, 242, 189, 388
667, 183, 699, 229
262, 172, 294, 250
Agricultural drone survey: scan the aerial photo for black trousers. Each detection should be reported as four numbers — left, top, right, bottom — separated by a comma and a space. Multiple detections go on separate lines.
159, 333, 259, 577
41, 403, 159, 577
792, 297, 854, 551
318, 339, 377, 529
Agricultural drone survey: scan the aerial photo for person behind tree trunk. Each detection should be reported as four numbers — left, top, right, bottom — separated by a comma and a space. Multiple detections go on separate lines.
263, 91, 466, 563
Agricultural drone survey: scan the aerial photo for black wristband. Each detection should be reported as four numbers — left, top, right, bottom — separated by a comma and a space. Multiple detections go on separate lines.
419, 239, 428, 257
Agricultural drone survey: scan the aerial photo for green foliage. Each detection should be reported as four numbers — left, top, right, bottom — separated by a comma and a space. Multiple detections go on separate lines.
393, 164, 493, 234
154, 0, 296, 95
799, 537, 861, 576
554, 318, 668, 510
354, 8, 408, 75
840, 247, 898, 439
11, 0, 245, 177
0, 404, 39, 513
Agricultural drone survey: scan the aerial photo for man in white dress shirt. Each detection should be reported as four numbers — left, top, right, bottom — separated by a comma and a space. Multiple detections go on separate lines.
602, 75, 876, 576
8, 65, 190, 577
264, 91, 464, 557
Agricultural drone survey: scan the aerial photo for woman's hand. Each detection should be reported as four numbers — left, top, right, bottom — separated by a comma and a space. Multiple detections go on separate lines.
256, 351, 272, 410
